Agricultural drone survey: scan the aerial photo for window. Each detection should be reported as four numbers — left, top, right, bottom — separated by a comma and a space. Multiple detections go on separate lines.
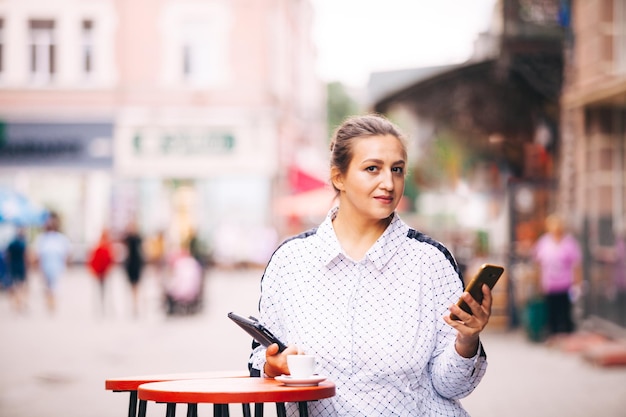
29, 19, 55, 83
82, 19, 94, 78
181, 22, 212, 86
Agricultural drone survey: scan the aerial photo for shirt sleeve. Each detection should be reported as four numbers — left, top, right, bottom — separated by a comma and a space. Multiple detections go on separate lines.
569, 236, 582, 264
248, 340, 266, 377
432, 338, 488, 399
248, 247, 288, 376
427, 255, 488, 399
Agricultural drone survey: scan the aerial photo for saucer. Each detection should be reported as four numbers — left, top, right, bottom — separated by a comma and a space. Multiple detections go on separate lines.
275, 374, 327, 386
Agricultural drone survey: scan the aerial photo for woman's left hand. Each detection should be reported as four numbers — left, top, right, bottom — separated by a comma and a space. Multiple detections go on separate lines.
443, 284, 492, 358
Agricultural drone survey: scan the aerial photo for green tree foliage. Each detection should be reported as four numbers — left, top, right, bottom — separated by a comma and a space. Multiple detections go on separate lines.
413, 130, 472, 190
326, 82, 359, 141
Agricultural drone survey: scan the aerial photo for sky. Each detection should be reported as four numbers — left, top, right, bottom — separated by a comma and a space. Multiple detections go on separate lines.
311, 0, 498, 88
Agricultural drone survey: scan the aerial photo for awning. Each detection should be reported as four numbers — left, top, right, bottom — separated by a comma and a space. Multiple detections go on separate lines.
0, 188, 49, 226
288, 165, 328, 193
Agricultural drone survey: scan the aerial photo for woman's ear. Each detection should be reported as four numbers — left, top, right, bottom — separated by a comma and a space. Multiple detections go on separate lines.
330, 167, 344, 191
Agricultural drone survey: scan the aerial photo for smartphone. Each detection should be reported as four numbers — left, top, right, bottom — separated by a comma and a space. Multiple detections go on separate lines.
450, 263, 504, 321
227, 312, 287, 352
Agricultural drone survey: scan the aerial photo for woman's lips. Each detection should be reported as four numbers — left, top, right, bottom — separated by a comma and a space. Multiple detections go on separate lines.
374, 195, 394, 204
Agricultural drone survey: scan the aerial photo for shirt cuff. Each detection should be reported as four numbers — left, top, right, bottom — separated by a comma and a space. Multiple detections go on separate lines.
449, 339, 487, 376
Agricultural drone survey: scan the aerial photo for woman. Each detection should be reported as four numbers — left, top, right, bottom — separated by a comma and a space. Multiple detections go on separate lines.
5, 227, 29, 313
532, 214, 581, 335
87, 229, 115, 315
123, 221, 144, 317
35, 212, 71, 313
249, 114, 492, 416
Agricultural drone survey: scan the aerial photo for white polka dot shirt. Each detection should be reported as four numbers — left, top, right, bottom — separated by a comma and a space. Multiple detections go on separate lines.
249, 207, 487, 416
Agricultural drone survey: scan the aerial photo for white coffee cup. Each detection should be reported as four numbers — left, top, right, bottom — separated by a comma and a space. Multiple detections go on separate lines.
287, 354, 316, 378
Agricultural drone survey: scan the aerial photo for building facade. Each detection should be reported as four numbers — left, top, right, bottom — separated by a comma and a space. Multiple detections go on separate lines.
559, 0, 626, 328
0, 0, 326, 264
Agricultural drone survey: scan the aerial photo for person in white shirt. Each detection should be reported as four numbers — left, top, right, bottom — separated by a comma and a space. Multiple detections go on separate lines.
248, 114, 492, 416
35, 212, 71, 313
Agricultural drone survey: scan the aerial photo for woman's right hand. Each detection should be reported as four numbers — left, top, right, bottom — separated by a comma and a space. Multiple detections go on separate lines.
263, 343, 298, 377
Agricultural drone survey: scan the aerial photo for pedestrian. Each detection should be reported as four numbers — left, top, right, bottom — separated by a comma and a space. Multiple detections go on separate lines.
5, 227, 29, 313
87, 229, 115, 316
34, 212, 71, 314
147, 229, 167, 280
187, 228, 204, 268
248, 114, 491, 416
122, 220, 144, 317
531, 213, 582, 335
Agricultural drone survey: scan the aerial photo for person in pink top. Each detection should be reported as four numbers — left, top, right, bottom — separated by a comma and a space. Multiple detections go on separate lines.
532, 214, 582, 335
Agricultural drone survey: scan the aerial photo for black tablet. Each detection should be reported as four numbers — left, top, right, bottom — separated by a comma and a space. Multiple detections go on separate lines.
227, 312, 287, 352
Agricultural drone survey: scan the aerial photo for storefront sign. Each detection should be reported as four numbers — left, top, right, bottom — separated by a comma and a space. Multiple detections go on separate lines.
0, 122, 113, 168
132, 129, 235, 156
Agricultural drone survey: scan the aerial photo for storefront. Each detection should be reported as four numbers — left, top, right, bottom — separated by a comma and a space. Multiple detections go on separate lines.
113, 109, 280, 266
0, 120, 114, 257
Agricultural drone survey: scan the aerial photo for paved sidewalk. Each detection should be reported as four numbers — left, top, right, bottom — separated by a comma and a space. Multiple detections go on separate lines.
0, 266, 625, 417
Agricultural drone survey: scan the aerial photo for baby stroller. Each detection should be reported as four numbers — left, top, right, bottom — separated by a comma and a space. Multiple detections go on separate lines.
164, 251, 204, 316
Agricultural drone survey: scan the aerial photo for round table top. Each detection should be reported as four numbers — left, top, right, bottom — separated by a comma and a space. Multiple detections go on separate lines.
138, 377, 336, 404
105, 370, 249, 391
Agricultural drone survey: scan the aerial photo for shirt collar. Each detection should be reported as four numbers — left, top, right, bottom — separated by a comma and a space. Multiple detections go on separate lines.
316, 207, 343, 266
369, 213, 407, 270
317, 206, 408, 270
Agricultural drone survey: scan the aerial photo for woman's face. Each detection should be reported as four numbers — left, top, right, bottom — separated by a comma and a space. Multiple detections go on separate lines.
332, 134, 406, 222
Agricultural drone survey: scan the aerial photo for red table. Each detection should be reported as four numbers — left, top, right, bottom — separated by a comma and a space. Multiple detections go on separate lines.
106, 370, 248, 417
137, 377, 336, 417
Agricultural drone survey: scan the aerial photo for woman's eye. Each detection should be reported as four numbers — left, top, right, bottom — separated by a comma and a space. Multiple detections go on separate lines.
366, 166, 378, 172
392, 166, 404, 174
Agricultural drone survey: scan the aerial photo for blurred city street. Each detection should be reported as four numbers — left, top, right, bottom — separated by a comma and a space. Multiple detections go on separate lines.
1, 265, 625, 417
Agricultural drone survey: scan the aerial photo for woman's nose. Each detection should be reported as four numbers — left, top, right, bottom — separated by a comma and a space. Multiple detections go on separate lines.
380, 170, 394, 190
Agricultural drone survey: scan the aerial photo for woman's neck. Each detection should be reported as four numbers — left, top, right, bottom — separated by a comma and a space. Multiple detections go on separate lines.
332, 209, 392, 260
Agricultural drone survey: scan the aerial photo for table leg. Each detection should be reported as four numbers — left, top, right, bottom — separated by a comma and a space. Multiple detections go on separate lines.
166, 403, 176, 417
275, 403, 286, 417
254, 403, 263, 417
213, 404, 229, 417
242, 404, 251, 417
128, 391, 138, 417
187, 403, 198, 417
298, 402, 309, 417
138, 399, 147, 417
